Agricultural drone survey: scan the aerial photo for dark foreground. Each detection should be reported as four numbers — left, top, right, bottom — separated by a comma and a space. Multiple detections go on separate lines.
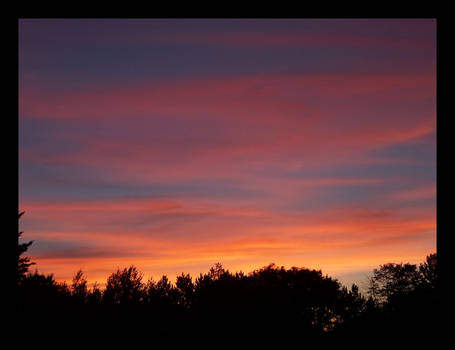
16, 256, 439, 346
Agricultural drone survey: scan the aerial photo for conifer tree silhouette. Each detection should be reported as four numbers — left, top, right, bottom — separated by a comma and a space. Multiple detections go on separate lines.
18, 211, 35, 282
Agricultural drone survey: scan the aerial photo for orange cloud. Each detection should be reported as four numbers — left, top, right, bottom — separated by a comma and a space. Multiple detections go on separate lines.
21, 196, 435, 288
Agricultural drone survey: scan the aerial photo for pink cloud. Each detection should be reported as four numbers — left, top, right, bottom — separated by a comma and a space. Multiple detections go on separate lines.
387, 184, 436, 201
20, 72, 435, 188
20, 73, 434, 120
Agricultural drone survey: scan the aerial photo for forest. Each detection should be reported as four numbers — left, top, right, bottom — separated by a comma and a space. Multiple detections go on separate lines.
16, 212, 438, 344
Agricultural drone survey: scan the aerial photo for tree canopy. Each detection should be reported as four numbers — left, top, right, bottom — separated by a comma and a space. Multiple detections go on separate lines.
16, 213, 438, 343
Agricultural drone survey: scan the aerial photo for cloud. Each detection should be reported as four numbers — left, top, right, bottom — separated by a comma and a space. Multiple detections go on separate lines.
19, 73, 435, 194
21, 196, 435, 281
20, 73, 435, 120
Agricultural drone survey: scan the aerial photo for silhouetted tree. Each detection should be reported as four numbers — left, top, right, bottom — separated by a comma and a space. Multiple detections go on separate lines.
146, 275, 181, 310
18, 212, 35, 282
15, 220, 437, 343
419, 253, 437, 288
87, 282, 103, 305
340, 253, 439, 343
103, 265, 145, 305
175, 273, 194, 309
367, 262, 421, 305
334, 283, 367, 323
18, 270, 72, 308
71, 269, 88, 303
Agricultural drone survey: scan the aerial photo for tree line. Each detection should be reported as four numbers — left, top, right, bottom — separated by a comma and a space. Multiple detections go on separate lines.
16, 212, 438, 344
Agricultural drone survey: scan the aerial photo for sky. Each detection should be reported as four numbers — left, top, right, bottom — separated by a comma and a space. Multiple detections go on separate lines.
19, 19, 436, 291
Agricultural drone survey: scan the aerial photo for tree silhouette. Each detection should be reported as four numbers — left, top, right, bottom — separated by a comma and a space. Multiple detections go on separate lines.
87, 282, 103, 305
419, 253, 437, 288
71, 269, 88, 303
155, 275, 179, 303
18, 211, 35, 282
103, 265, 145, 305
367, 262, 421, 305
15, 216, 437, 343
175, 273, 194, 309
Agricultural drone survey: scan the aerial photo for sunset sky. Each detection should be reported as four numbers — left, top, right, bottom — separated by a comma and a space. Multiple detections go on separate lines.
19, 19, 436, 290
